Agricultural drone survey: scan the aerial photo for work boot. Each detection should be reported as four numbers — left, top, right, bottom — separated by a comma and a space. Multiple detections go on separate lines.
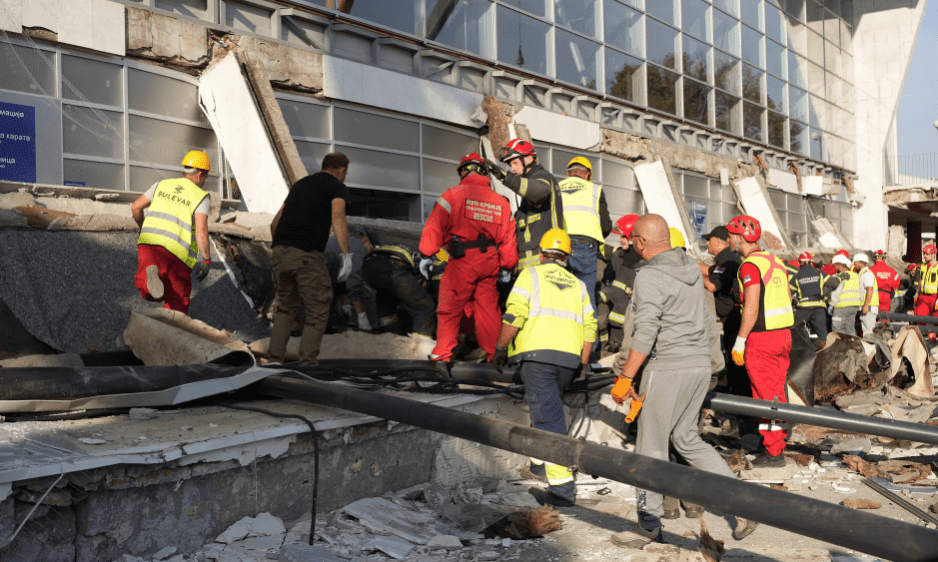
750, 451, 786, 468
145, 265, 164, 301
733, 517, 759, 540
610, 525, 664, 549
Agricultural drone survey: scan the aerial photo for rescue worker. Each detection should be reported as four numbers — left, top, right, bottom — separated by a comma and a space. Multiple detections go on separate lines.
131, 150, 213, 314
728, 215, 793, 467
699, 225, 745, 395
609, 215, 758, 547
601, 214, 641, 352
361, 242, 436, 337
420, 152, 518, 362
822, 249, 851, 276
827, 254, 861, 335
870, 250, 899, 315
791, 252, 831, 341
326, 227, 374, 332
914, 244, 938, 318
558, 156, 612, 315
486, 139, 564, 269
853, 253, 879, 336
492, 229, 595, 507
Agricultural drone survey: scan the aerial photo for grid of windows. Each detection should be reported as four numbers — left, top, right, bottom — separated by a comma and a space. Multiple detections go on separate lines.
673, 170, 739, 246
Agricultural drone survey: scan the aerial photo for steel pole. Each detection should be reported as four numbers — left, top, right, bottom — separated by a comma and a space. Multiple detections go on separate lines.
879, 313, 938, 325
257, 375, 938, 562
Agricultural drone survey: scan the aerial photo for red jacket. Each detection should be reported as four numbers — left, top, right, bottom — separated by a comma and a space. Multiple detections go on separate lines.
870, 261, 900, 297
419, 173, 518, 270
821, 263, 837, 276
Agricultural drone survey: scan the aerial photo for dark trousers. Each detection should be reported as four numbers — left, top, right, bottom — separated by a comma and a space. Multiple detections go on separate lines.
721, 308, 750, 398
795, 306, 828, 341
361, 256, 436, 337
521, 360, 577, 501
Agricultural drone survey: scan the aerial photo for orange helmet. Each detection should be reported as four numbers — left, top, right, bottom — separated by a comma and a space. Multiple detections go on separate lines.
612, 214, 640, 239
726, 215, 761, 243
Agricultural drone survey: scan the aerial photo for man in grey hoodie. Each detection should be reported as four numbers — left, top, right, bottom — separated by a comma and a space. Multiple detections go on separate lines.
608, 215, 757, 548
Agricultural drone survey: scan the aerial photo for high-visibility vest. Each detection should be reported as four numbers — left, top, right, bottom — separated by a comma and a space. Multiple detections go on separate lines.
856, 267, 880, 308
737, 250, 794, 331
138, 177, 208, 268
793, 265, 826, 309
371, 245, 417, 269
504, 262, 597, 368
834, 270, 863, 309
918, 263, 938, 295
559, 176, 604, 251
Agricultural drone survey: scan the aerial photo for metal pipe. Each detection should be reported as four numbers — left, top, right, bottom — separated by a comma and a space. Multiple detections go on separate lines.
879, 313, 938, 325
257, 375, 938, 562
863, 478, 938, 527
703, 393, 938, 446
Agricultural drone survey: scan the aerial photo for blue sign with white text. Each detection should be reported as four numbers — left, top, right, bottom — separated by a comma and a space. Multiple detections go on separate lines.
0, 102, 36, 183
690, 201, 708, 239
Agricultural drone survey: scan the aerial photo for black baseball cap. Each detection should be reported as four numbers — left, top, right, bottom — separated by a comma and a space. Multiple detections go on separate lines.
702, 226, 730, 241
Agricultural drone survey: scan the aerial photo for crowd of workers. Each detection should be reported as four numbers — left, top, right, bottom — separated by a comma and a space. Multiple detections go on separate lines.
133, 147, 932, 548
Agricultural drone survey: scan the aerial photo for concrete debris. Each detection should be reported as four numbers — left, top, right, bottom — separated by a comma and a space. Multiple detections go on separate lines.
0, 352, 83, 368
251, 331, 437, 362
216, 517, 254, 544
342, 497, 437, 544
842, 499, 881, 510
124, 308, 254, 366
153, 546, 178, 560
78, 438, 106, 445
366, 534, 416, 559
129, 408, 159, 421
829, 439, 872, 456
279, 544, 343, 562
426, 535, 463, 549
250, 513, 288, 537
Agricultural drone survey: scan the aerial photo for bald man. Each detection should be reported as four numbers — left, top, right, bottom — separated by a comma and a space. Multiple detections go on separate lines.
609, 215, 757, 548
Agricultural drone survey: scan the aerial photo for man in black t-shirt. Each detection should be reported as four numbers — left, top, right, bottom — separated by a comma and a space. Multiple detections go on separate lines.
700, 226, 747, 396
268, 153, 352, 365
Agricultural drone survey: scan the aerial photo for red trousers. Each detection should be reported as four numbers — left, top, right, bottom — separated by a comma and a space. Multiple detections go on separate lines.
877, 294, 891, 317
914, 294, 938, 318
745, 329, 791, 456
135, 244, 192, 313
431, 256, 499, 362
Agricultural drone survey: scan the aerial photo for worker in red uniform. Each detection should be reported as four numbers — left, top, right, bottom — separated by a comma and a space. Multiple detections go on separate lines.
914, 244, 938, 318
728, 215, 794, 468
870, 250, 899, 316
419, 153, 518, 363
821, 249, 850, 276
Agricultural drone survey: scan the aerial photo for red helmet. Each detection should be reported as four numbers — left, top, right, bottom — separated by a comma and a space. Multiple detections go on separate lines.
799, 252, 813, 262
612, 214, 640, 239
925, 244, 938, 255
836, 249, 850, 258
907, 263, 918, 272
873, 249, 886, 260
726, 215, 761, 243
499, 138, 536, 163
457, 152, 486, 176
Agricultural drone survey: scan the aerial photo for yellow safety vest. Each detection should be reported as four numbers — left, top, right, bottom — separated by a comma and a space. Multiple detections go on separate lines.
503, 261, 597, 368
138, 178, 208, 268
559, 176, 604, 252
856, 267, 879, 308
834, 270, 862, 309
738, 250, 794, 331
373, 245, 416, 268
919, 263, 938, 295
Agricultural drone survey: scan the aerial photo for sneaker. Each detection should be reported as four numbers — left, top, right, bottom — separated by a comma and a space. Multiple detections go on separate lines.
750, 451, 786, 468
683, 507, 705, 518
661, 508, 680, 520
145, 265, 164, 301
519, 465, 548, 483
610, 525, 664, 549
732, 517, 759, 540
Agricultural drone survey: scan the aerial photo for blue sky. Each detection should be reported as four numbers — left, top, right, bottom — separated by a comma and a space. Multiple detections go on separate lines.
897, 2, 938, 156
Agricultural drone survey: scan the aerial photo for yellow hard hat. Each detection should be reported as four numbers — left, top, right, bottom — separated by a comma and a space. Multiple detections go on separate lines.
539, 228, 572, 255
434, 248, 450, 262
669, 227, 686, 249
180, 150, 211, 171
566, 156, 593, 180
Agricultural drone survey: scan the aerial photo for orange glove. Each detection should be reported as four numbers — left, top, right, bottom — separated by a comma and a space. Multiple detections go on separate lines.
610, 377, 633, 405
731, 336, 746, 366
625, 397, 643, 423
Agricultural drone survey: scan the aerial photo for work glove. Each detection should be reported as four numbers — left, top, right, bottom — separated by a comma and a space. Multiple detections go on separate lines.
498, 269, 513, 284
337, 253, 354, 283
828, 304, 835, 315
485, 159, 507, 182
610, 376, 633, 405
357, 311, 372, 331
731, 336, 747, 367
418, 257, 434, 280
193, 260, 210, 282
492, 346, 508, 372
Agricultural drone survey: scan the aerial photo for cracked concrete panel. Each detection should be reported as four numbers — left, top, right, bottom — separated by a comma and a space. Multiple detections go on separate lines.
633, 160, 691, 244
233, 36, 323, 93
59, 0, 93, 50
127, 7, 209, 67
22, 0, 58, 33
513, 106, 601, 151
734, 177, 788, 250
0, 0, 22, 34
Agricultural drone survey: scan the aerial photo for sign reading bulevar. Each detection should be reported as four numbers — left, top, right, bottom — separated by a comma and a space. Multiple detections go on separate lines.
0, 101, 37, 183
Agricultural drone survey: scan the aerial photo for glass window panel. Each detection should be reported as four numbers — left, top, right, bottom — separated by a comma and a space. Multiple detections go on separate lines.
766, 38, 785, 78
744, 101, 763, 141
342, 147, 420, 191
335, 108, 419, 152
841, 1, 852, 22
766, 74, 786, 113
62, 106, 123, 159
806, 0, 824, 34
497, 6, 551, 75
130, 166, 176, 193
605, 49, 643, 103
789, 51, 807, 88
806, 30, 825, 66
423, 159, 460, 195
825, 0, 840, 18
824, 7, 839, 46
554, 0, 599, 38
423, 126, 478, 161
765, 3, 784, 43
787, 14, 806, 54
684, 79, 710, 125
722, 184, 738, 203
809, 127, 825, 160
225, 0, 271, 35
278, 99, 330, 140
646, 18, 680, 69
682, 0, 710, 42
790, 120, 807, 155
604, 185, 643, 215
784, 0, 805, 20
714, 51, 741, 95
348, 188, 420, 222
129, 115, 217, 168
768, 110, 786, 148
604, 0, 643, 56
63, 160, 124, 191
683, 35, 710, 83
742, 25, 763, 67
428, 0, 493, 58
602, 157, 636, 188
155, 0, 207, 18
556, 30, 600, 89
551, 148, 582, 179
293, 140, 332, 174
807, 60, 824, 97
684, 174, 709, 197
62, 56, 122, 107
715, 91, 740, 133
742, 63, 763, 103
129, 70, 206, 125
826, 72, 842, 105
502, 0, 547, 17
0, 42, 55, 96
825, 41, 841, 76
714, 0, 739, 18
741, 0, 762, 30
647, 65, 679, 115
713, 9, 740, 56
647, 0, 678, 26
789, 86, 808, 121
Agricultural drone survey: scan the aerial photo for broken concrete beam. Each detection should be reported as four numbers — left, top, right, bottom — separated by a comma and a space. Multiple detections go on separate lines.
123, 308, 253, 366
233, 35, 324, 93
0, 353, 83, 368
126, 7, 209, 67
251, 331, 437, 362
843, 499, 881, 509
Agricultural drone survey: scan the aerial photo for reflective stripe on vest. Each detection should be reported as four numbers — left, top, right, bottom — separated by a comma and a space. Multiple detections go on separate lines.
857, 267, 880, 307
612, 279, 633, 295
608, 310, 625, 325
738, 251, 794, 331
559, 176, 604, 251
137, 177, 207, 268
835, 270, 862, 308
920, 263, 938, 294
373, 245, 415, 268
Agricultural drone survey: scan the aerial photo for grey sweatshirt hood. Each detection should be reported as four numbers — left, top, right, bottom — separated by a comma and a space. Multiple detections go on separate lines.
643, 247, 702, 286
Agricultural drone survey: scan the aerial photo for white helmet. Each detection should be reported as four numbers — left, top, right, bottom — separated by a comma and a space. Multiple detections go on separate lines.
832, 255, 852, 267
853, 253, 869, 264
